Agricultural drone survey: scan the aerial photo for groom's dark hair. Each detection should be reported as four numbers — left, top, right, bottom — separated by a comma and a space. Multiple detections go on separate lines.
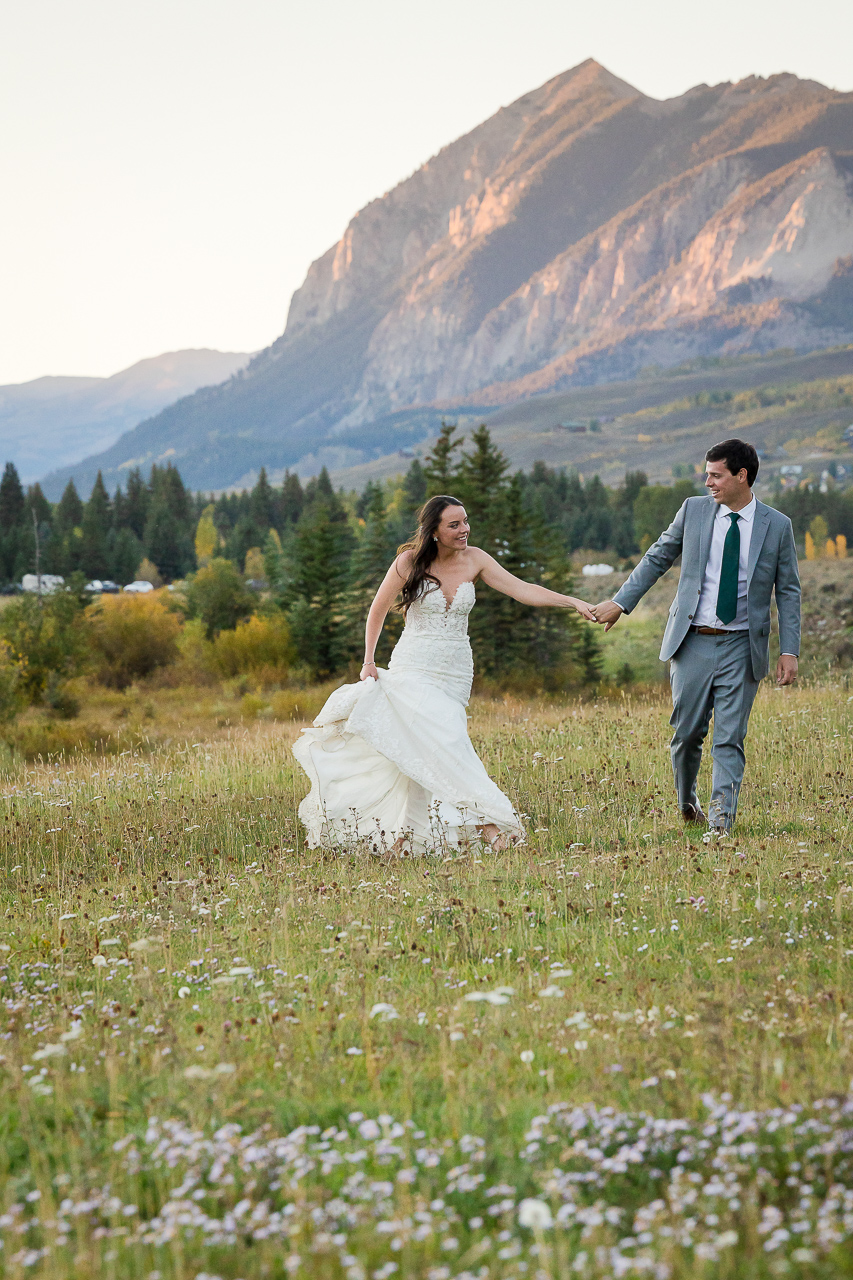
705, 438, 759, 486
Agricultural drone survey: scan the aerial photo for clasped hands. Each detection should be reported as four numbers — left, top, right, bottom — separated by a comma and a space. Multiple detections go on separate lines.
588, 599, 623, 632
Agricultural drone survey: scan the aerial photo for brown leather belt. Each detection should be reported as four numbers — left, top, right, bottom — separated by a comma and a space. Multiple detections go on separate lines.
689, 625, 735, 636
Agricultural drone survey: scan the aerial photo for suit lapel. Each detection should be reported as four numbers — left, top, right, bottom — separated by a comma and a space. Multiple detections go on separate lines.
747, 502, 771, 584
698, 497, 717, 572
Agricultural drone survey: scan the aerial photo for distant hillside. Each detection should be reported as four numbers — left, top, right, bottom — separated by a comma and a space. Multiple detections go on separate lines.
48, 59, 853, 493
2, 349, 250, 492
325, 345, 853, 493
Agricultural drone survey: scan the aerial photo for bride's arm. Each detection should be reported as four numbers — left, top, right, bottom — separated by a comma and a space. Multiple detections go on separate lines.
360, 552, 412, 680
473, 549, 596, 619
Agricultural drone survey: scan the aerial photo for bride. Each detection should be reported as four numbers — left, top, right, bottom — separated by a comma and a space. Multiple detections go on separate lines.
293, 494, 595, 853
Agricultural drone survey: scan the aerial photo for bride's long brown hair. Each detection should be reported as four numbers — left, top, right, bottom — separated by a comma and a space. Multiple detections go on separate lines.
396, 494, 464, 614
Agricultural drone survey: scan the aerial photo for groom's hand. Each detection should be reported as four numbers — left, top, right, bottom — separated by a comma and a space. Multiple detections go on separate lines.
776, 654, 798, 686
591, 600, 623, 632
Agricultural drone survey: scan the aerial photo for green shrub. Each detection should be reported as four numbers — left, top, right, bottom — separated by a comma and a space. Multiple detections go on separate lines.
0, 591, 88, 701
240, 693, 267, 720
42, 672, 81, 719
176, 617, 215, 678
210, 614, 294, 682
0, 640, 25, 723
4, 718, 118, 759
186, 558, 255, 638
86, 592, 182, 689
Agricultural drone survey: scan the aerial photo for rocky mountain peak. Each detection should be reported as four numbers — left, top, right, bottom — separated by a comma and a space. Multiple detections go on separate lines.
45, 62, 853, 494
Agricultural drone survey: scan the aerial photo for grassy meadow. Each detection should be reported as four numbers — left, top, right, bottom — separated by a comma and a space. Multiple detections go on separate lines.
1, 647, 852, 1279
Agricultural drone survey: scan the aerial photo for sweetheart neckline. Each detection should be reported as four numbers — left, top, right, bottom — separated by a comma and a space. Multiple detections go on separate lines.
430, 579, 476, 613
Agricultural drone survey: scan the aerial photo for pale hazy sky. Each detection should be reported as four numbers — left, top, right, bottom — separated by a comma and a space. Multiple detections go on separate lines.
1, 0, 852, 385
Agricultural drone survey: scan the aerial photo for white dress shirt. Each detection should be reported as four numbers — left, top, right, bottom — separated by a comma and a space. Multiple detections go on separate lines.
694, 495, 756, 629
607, 491, 795, 657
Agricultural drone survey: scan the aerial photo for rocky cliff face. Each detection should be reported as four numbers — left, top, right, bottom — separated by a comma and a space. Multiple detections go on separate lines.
346, 71, 853, 417
53, 61, 853, 492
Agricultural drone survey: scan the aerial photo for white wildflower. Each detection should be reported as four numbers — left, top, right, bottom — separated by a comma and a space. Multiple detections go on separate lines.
518, 1198, 553, 1229
33, 1043, 66, 1060
464, 986, 514, 1006
369, 1003, 398, 1021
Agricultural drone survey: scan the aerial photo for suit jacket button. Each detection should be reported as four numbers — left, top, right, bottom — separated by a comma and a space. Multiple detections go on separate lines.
688, 614, 694, 620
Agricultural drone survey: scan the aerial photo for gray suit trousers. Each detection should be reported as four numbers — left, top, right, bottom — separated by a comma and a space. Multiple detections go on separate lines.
669, 630, 759, 829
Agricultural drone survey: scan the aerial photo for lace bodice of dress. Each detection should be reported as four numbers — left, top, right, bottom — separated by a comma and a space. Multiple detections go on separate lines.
403, 580, 475, 640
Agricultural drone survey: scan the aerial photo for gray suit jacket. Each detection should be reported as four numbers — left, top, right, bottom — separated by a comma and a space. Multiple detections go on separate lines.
613, 495, 801, 681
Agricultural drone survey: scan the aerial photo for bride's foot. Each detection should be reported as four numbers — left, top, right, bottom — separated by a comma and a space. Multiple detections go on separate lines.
478, 823, 513, 852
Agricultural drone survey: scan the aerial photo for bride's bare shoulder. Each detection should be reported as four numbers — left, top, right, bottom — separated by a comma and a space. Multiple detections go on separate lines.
393, 548, 414, 576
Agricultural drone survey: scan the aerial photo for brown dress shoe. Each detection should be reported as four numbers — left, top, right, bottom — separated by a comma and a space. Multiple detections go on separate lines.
681, 803, 707, 825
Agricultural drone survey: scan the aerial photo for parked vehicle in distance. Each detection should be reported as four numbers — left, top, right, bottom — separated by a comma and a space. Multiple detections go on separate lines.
21, 573, 65, 594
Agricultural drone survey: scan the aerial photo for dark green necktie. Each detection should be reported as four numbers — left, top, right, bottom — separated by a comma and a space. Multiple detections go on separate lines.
716, 512, 741, 625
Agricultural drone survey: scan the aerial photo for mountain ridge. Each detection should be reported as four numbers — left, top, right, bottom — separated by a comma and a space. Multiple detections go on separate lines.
43, 60, 853, 495
7, 349, 252, 490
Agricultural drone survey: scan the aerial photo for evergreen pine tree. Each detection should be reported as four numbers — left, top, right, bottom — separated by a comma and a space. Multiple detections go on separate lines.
152, 464, 192, 525
422, 421, 464, 496
79, 472, 112, 579
355, 480, 383, 522
347, 483, 401, 664
278, 472, 304, 529
26, 483, 52, 529
50, 479, 84, 576
111, 528, 144, 585
582, 476, 614, 550
561, 471, 587, 549
280, 468, 355, 678
0, 462, 25, 532
249, 467, 275, 531
454, 425, 509, 548
467, 472, 531, 677
0, 462, 25, 581
302, 467, 337, 506
123, 468, 149, 540
450, 427, 514, 676
143, 464, 194, 579
577, 625, 604, 687
224, 514, 264, 570
610, 470, 647, 557
20, 484, 52, 582
144, 501, 189, 582
521, 493, 594, 688
400, 459, 427, 533
55, 479, 84, 533
212, 492, 235, 543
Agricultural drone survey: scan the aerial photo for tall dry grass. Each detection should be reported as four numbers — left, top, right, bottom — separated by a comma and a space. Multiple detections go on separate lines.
0, 676, 851, 1276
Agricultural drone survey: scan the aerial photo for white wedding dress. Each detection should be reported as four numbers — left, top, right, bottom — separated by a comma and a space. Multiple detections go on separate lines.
293, 581, 523, 851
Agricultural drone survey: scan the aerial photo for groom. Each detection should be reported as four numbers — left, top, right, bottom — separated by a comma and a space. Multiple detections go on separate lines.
592, 439, 800, 832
